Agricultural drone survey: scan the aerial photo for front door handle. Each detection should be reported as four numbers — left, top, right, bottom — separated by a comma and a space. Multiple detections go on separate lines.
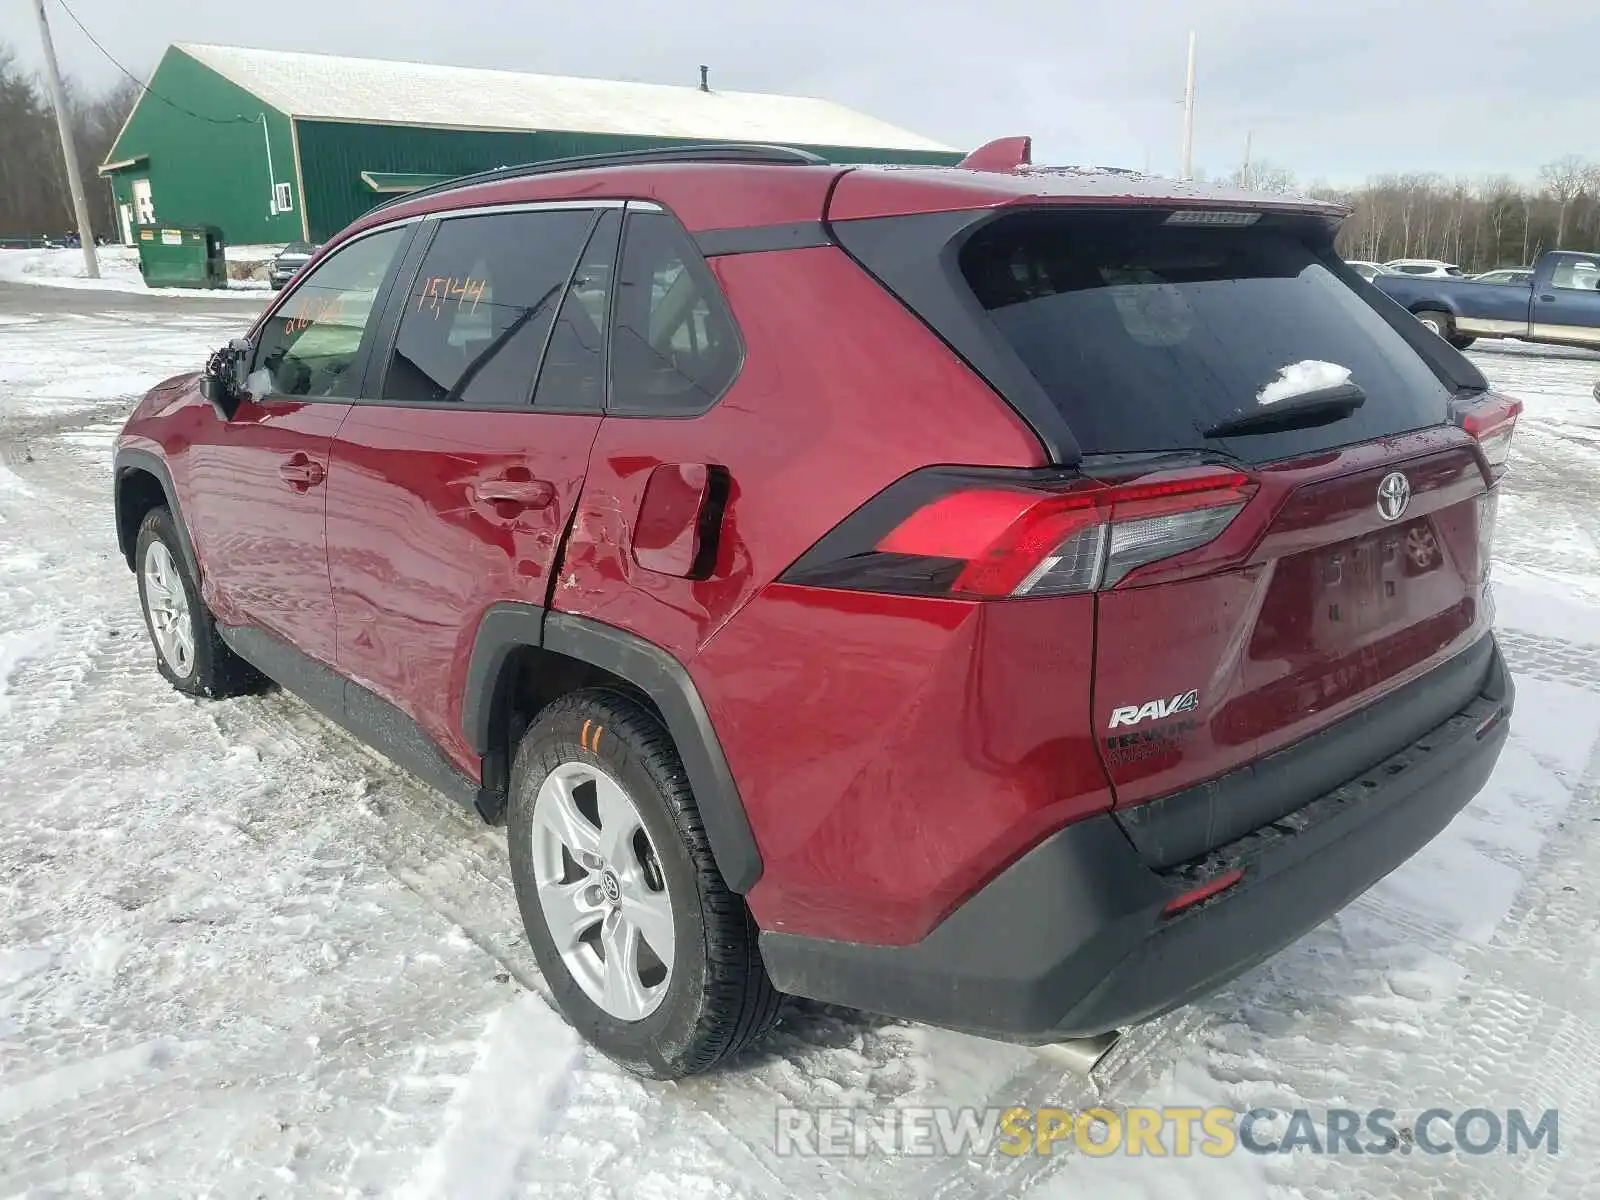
278, 454, 325, 490
475, 478, 555, 509
1539, 293, 1557, 302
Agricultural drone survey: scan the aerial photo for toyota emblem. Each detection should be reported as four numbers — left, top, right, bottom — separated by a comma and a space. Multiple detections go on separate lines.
1376, 472, 1411, 522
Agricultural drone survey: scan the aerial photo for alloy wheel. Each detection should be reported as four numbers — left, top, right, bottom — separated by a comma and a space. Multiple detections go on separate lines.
531, 761, 675, 1021
143, 540, 195, 677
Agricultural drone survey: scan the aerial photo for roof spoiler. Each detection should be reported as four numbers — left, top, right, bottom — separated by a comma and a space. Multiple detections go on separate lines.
958, 136, 1032, 172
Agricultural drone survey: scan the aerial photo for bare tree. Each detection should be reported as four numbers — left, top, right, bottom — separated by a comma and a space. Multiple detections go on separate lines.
1239, 160, 1297, 193
1539, 155, 1590, 249
0, 39, 139, 240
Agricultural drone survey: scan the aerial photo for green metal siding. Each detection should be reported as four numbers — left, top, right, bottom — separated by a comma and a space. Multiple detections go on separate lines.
295, 119, 963, 241
102, 47, 301, 245
296, 122, 548, 241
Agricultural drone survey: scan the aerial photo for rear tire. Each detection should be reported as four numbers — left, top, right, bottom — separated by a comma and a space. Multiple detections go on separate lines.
1448, 334, 1476, 350
134, 507, 260, 698
508, 689, 782, 1079
1414, 309, 1453, 341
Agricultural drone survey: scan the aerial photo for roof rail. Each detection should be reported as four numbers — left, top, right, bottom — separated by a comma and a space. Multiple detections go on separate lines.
367, 143, 829, 213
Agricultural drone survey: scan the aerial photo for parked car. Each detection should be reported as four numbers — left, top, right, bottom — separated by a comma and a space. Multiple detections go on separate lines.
1346, 260, 1394, 281
1384, 259, 1468, 278
1472, 268, 1534, 286
268, 241, 320, 289
1374, 250, 1600, 350
113, 139, 1518, 1079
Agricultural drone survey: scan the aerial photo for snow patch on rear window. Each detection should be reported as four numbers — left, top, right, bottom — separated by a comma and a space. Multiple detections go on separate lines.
1257, 360, 1353, 406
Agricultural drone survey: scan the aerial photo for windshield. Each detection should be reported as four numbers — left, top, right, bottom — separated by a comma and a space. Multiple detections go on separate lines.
959, 210, 1453, 461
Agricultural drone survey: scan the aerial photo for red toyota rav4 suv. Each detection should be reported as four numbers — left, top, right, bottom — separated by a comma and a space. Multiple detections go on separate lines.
114, 140, 1518, 1079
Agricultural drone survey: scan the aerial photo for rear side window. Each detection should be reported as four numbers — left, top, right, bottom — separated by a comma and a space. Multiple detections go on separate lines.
959, 211, 1453, 460
533, 210, 620, 410
610, 210, 741, 414
381, 209, 595, 407
1551, 255, 1600, 291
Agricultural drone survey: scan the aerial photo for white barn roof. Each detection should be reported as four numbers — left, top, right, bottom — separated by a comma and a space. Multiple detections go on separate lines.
173, 43, 955, 152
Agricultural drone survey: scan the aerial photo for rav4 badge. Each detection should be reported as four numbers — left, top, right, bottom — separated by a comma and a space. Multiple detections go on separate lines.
1108, 690, 1200, 730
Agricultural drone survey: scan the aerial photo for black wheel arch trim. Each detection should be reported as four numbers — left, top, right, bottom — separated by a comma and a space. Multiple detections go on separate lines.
463, 604, 763, 893
113, 448, 202, 582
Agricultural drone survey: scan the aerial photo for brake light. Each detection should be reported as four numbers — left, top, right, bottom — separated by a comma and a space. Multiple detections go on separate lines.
779, 467, 1255, 599
1456, 393, 1522, 471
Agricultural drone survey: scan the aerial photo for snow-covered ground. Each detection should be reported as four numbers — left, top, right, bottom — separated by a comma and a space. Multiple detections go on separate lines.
0, 247, 271, 298
2, 303, 1599, 1197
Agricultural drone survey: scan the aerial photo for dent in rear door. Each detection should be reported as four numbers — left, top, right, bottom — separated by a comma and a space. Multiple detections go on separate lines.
324, 206, 618, 772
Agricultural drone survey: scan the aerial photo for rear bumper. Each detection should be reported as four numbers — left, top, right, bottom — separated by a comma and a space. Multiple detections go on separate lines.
759, 637, 1513, 1041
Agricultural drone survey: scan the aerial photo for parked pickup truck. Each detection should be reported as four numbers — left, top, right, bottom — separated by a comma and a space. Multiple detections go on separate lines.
1373, 250, 1600, 351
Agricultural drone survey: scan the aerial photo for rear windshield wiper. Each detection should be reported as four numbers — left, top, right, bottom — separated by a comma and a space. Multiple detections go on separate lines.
1204, 382, 1366, 439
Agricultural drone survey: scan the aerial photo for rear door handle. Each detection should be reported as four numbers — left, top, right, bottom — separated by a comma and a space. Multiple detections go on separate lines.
476, 478, 555, 509
278, 455, 325, 489
1539, 293, 1557, 302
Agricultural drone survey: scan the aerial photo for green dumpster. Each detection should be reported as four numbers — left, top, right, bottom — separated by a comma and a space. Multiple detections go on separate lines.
135, 224, 228, 289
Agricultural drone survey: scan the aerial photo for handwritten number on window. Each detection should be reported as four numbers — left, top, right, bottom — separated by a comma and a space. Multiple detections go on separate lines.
416, 275, 486, 320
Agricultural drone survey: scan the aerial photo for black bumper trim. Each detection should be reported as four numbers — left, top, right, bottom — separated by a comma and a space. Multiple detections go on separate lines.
759, 640, 1514, 1041
1116, 634, 1497, 870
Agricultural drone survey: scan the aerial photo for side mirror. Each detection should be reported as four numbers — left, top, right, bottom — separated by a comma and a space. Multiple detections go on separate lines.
200, 337, 252, 421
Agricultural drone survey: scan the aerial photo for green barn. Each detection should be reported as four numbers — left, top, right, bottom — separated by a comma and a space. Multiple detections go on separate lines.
98, 43, 961, 247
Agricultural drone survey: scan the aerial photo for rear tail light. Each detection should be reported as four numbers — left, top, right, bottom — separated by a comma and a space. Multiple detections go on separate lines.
1455, 391, 1518, 599
1456, 392, 1522, 471
779, 467, 1255, 600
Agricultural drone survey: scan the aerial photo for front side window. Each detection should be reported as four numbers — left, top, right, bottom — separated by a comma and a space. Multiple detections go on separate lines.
381, 209, 598, 407
609, 210, 741, 414
251, 228, 405, 398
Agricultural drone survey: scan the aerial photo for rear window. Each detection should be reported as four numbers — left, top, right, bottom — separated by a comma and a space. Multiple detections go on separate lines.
959, 211, 1452, 460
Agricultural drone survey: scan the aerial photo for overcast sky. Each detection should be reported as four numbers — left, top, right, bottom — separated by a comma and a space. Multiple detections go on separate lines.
4, 0, 1593, 186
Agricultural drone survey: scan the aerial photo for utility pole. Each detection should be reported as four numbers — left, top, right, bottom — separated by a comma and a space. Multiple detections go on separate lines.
1240, 129, 1252, 187
33, 0, 99, 278
1184, 31, 1196, 182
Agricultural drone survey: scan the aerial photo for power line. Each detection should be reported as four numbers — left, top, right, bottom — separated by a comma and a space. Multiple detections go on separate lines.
49, 0, 255, 125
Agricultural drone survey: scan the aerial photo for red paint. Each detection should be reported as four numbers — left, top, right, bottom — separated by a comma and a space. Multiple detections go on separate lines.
551, 247, 1040, 665
957, 136, 1033, 172
694, 585, 1111, 944
182, 396, 349, 665
1093, 431, 1491, 809
632, 463, 716, 578
118, 154, 1505, 958
324, 405, 601, 774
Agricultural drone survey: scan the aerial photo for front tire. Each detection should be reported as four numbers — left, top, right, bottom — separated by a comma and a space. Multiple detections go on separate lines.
134, 507, 259, 698
507, 689, 781, 1079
